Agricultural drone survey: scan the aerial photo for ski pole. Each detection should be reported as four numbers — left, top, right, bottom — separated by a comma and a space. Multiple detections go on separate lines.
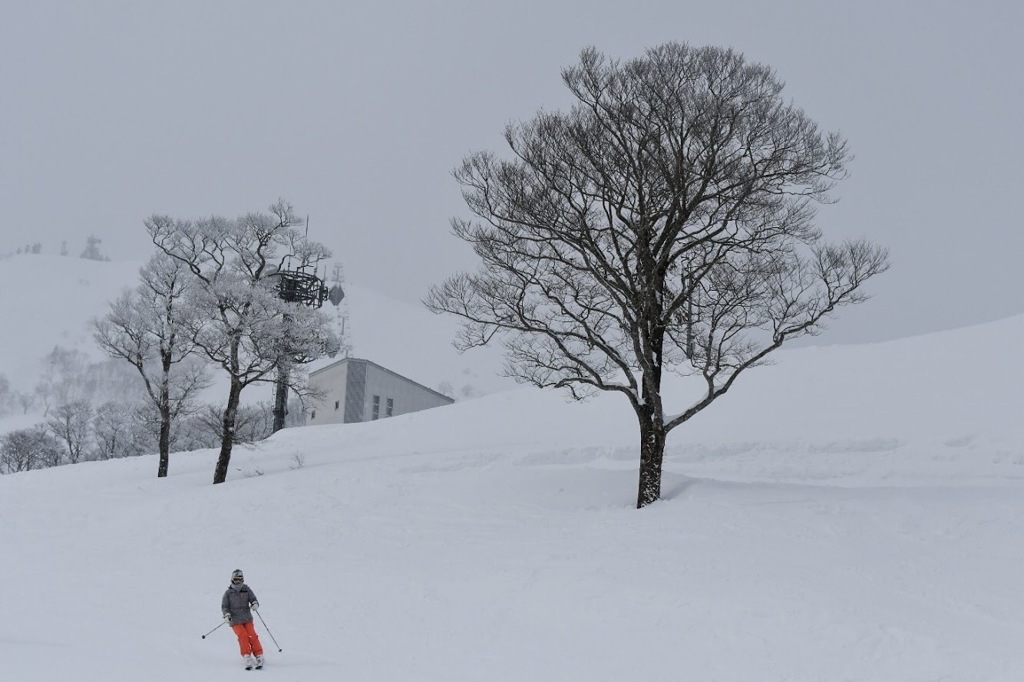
255, 610, 283, 652
201, 621, 226, 639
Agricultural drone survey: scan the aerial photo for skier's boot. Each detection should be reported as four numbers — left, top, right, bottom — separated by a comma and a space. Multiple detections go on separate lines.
255, 654, 265, 669
243, 654, 255, 670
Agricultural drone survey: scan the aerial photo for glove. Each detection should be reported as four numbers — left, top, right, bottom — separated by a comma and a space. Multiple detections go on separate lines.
251, 601, 259, 612
223, 614, 232, 625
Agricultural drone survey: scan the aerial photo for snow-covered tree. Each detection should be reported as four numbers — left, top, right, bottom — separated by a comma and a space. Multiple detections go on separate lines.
0, 426, 62, 474
183, 401, 276, 450
16, 391, 35, 415
35, 346, 94, 416
147, 200, 339, 484
92, 401, 153, 460
46, 399, 93, 464
94, 253, 210, 477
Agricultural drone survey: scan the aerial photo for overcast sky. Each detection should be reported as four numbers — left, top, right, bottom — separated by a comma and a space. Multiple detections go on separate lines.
2, 0, 1020, 345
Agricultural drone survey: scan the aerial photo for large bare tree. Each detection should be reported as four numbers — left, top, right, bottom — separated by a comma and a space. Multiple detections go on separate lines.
425, 43, 890, 508
147, 200, 338, 484
94, 253, 210, 477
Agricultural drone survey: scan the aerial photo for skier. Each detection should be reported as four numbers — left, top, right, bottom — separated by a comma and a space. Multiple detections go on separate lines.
221, 569, 265, 670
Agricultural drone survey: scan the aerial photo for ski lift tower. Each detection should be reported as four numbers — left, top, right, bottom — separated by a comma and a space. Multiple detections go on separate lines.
269, 263, 344, 433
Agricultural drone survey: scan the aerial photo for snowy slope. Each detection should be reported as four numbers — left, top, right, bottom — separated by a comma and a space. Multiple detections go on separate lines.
2, 254, 1024, 680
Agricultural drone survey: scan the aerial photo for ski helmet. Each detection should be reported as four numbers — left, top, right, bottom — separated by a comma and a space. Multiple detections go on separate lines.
231, 569, 244, 583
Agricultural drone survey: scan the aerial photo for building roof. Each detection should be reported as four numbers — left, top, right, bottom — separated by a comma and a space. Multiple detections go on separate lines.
309, 357, 454, 403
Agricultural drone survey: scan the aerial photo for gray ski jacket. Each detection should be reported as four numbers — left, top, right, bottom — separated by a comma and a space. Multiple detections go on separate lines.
222, 584, 259, 625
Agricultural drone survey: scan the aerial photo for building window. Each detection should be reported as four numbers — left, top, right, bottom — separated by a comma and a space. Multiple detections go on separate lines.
334, 400, 340, 410
385, 398, 394, 417
372, 395, 380, 420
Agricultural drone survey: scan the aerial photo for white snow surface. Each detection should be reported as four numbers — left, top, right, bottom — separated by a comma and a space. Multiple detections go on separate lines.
2, 256, 1024, 680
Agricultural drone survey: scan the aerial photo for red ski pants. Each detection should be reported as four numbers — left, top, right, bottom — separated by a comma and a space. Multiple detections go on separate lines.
231, 621, 264, 657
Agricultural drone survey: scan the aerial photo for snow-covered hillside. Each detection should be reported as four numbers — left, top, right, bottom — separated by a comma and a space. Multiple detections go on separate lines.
3, 254, 1024, 680
0, 254, 513, 435
0, 255, 140, 389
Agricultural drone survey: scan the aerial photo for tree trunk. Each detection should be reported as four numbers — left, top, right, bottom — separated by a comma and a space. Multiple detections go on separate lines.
157, 373, 172, 478
636, 313, 667, 508
157, 406, 171, 478
272, 362, 289, 433
636, 412, 667, 508
212, 380, 242, 484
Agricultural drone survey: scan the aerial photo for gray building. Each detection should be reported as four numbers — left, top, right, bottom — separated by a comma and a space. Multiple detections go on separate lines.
307, 357, 454, 425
